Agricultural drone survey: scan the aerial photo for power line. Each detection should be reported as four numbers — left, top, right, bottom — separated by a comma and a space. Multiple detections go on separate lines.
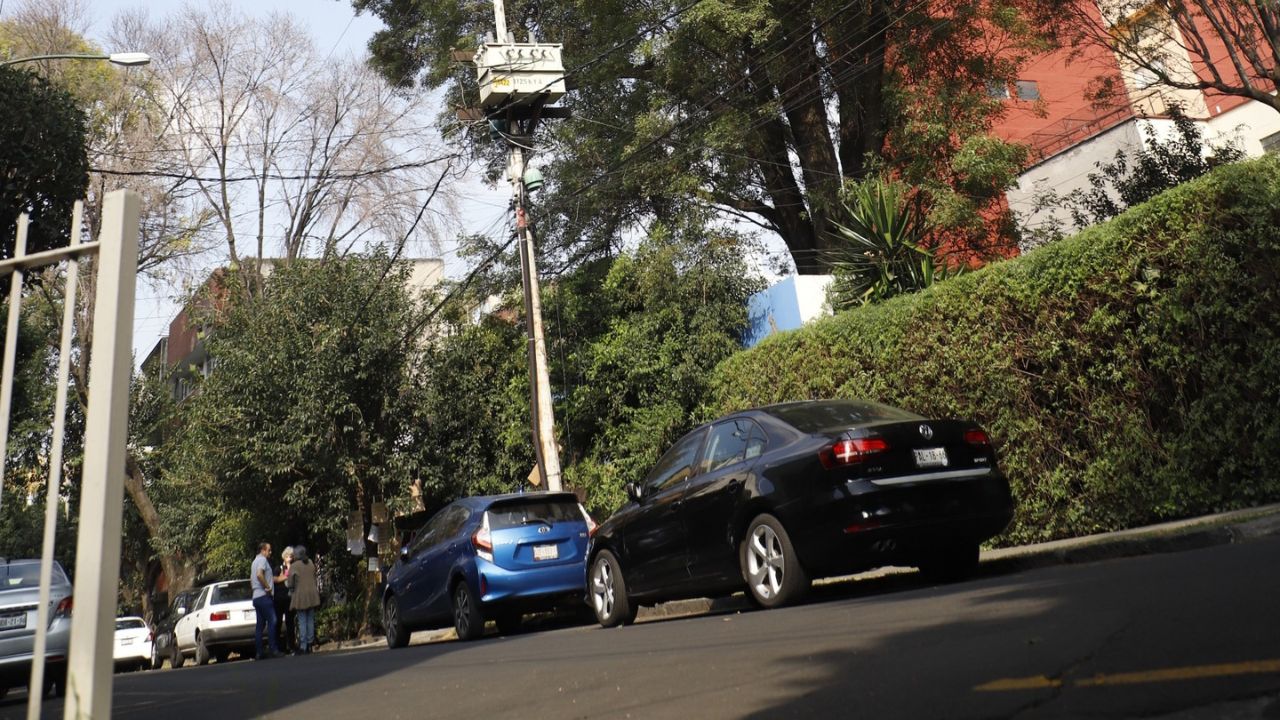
90, 155, 462, 183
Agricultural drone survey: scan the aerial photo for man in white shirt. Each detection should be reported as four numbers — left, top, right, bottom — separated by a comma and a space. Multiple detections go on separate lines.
251, 542, 282, 659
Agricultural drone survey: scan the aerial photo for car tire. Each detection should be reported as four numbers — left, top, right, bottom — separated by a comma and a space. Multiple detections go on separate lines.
452, 581, 484, 641
740, 513, 809, 609
384, 595, 410, 649
170, 644, 184, 669
195, 636, 211, 666
918, 540, 980, 583
494, 611, 521, 636
151, 645, 161, 670
589, 550, 637, 628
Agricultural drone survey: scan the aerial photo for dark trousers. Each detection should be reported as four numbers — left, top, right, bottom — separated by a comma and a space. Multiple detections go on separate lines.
253, 594, 278, 658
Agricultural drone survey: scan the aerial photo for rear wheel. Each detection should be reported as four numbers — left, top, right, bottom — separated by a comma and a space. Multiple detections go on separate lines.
384, 595, 409, 649
170, 644, 184, 669
590, 550, 637, 628
452, 582, 484, 641
918, 540, 980, 583
195, 636, 211, 666
740, 514, 809, 609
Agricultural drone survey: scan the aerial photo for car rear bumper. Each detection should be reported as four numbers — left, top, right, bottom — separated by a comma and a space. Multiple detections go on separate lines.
113, 642, 153, 663
201, 623, 256, 647
475, 557, 587, 609
0, 618, 71, 683
790, 469, 1014, 574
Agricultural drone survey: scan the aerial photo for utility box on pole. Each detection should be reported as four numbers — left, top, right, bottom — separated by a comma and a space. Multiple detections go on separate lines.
475, 43, 566, 107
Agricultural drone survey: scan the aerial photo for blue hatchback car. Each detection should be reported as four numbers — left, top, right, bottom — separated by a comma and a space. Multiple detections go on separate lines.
382, 491, 595, 646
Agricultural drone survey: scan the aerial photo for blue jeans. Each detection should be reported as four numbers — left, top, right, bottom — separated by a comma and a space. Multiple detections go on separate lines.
253, 594, 278, 658
296, 607, 316, 651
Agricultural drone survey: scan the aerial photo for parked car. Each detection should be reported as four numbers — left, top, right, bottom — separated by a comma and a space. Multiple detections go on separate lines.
383, 492, 596, 647
0, 559, 72, 697
113, 616, 152, 671
151, 589, 197, 669
172, 580, 256, 665
586, 399, 1015, 626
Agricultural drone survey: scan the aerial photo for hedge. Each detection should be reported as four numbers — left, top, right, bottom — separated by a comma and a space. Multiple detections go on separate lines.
704, 157, 1280, 546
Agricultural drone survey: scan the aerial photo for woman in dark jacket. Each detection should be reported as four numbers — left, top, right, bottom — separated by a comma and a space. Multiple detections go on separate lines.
287, 545, 322, 654
274, 546, 296, 653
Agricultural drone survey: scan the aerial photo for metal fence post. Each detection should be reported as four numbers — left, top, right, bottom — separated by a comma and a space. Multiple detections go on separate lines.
0, 215, 29, 508
63, 190, 138, 718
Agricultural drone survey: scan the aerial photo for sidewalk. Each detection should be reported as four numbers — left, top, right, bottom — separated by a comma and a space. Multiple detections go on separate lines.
322, 503, 1280, 648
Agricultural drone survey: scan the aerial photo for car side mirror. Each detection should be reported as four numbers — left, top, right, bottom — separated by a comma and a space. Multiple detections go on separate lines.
399, 545, 410, 559
176, 607, 186, 617
625, 482, 643, 503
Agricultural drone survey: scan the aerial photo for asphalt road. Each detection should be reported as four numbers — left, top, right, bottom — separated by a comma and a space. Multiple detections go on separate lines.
7, 536, 1279, 719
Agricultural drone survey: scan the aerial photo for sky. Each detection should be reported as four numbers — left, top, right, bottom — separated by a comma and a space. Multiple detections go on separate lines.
73, 0, 512, 364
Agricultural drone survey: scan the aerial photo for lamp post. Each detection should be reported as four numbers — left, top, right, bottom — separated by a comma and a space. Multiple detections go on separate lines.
0, 51, 151, 68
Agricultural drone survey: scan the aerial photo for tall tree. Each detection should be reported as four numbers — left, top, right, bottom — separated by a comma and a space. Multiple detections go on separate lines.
1065, 0, 1280, 116
353, 0, 1060, 273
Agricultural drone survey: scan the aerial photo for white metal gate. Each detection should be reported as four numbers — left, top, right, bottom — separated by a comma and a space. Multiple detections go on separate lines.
0, 190, 139, 718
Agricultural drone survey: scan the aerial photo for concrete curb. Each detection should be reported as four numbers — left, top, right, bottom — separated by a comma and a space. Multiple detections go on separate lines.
319, 503, 1280, 645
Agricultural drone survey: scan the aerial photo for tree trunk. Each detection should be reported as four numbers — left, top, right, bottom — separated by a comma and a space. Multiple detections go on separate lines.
124, 454, 197, 596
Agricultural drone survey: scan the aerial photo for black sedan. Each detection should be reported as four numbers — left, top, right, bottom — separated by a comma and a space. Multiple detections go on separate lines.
586, 399, 1014, 626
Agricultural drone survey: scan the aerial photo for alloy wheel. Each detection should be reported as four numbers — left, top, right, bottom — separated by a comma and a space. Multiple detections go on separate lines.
591, 557, 615, 621
747, 523, 785, 600
454, 585, 472, 637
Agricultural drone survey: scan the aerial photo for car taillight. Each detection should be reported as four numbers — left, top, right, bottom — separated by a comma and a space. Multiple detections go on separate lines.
819, 437, 889, 468
964, 429, 991, 446
53, 596, 72, 619
209, 611, 229, 622
578, 503, 597, 537
473, 513, 494, 562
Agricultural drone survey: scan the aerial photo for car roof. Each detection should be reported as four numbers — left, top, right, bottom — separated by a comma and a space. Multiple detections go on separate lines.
202, 579, 250, 589
451, 491, 580, 511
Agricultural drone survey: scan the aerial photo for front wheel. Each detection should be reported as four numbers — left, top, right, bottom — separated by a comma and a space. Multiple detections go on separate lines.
589, 550, 637, 628
384, 595, 409, 649
453, 582, 484, 641
740, 514, 809, 609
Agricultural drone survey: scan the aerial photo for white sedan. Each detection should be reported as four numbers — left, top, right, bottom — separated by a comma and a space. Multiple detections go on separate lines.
113, 617, 152, 671
173, 580, 258, 665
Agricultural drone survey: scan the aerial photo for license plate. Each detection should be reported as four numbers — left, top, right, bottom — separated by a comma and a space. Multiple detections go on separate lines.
244, 610, 256, 621
0, 614, 25, 630
532, 544, 558, 561
913, 447, 949, 468
121, 637, 134, 645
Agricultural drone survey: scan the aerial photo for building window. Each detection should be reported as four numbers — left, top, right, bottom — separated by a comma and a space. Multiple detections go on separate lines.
986, 81, 1011, 100
1015, 80, 1041, 101
1262, 131, 1280, 155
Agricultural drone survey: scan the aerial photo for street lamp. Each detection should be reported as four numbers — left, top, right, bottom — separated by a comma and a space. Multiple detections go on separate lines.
0, 52, 151, 68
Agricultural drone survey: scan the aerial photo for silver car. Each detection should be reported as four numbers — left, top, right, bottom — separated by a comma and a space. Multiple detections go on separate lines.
0, 560, 72, 698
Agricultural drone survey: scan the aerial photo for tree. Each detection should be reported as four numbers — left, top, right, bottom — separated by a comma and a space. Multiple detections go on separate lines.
0, 66, 87, 260
1065, 0, 1280, 116
168, 254, 425, 631
353, 0, 1061, 273
112, 2, 460, 297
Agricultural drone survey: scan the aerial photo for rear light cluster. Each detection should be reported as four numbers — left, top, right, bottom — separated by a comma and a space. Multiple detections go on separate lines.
964, 429, 991, 446
473, 513, 494, 562
819, 437, 888, 468
53, 596, 72, 620
209, 611, 230, 622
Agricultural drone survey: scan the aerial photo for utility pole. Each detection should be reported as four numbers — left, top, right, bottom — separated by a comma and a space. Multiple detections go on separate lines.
464, 0, 569, 491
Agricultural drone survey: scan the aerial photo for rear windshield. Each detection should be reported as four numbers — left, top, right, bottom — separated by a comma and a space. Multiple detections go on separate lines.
487, 500, 582, 531
115, 618, 146, 631
765, 400, 923, 433
210, 582, 252, 604
0, 561, 67, 590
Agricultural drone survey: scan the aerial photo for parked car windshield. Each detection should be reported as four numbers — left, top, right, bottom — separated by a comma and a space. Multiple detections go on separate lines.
115, 618, 146, 631
0, 560, 67, 590
210, 582, 252, 604
764, 400, 923, 433
487, 499, 581, 530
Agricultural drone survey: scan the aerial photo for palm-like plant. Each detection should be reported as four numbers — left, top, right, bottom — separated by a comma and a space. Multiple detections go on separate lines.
827, 179, 960, 311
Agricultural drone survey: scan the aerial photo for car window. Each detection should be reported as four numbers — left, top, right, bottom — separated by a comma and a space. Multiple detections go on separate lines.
211, 582, 252, 605
745, 423, 768, 460
115, 618, 146, 631
701, 419, 758, 473
764, 400, 923, 433
438, 506, 471, 539
487, 499, 581, 530
174, 592, 194, 614
410, 505, 464, 554
645, 428, 706, 494
194, 588, 210, 611
0, 561, 66, 590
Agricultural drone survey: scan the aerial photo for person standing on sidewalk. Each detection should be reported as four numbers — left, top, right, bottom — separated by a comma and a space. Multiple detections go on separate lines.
251, 542, 282, 660
287, 545, 321, 654
274, 546, 296, 653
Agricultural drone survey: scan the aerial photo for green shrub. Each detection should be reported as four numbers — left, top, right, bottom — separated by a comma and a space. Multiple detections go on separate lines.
704, 157, 1280, 545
